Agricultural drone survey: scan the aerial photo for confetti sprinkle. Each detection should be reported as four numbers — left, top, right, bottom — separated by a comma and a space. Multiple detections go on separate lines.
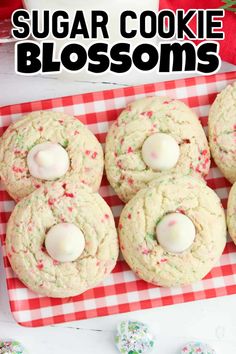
115, 320, 156, 354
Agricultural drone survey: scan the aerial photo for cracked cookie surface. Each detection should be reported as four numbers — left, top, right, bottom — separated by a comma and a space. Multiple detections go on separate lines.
119, 175, 226, 287
227, 182, 236, 245
0, 111, 104, 200
105, 97, 210, 202
209, 82, 236, 183
6, 181, 119, 298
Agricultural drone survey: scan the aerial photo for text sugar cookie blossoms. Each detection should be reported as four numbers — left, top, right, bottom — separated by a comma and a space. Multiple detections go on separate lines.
0, 111, 104, 201
105, 97, 210, 202
6, 181, 119, 298
118, 175, 226, 287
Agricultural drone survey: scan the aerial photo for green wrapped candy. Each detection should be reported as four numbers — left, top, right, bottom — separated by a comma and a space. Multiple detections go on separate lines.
0, 341, 28, 354
115, 320, 156, 354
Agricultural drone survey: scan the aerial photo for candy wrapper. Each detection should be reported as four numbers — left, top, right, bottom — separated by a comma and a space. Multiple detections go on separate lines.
115, 320, 156, 354
0, 341, 28, 354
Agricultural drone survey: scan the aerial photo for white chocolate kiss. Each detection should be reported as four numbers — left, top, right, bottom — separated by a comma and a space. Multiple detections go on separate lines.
45, 223, 85, 263
141, 133, 180, 171
27, 142, 69, 180
156, 213, 196, 253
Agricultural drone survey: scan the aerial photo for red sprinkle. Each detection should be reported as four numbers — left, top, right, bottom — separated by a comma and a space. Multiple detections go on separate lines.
48, 198, 56, 206
128, 178, 134, 185
68, 207, 73, 212
195, 165, 201, 173
38, 126, 43, 132
104, 214, 109, 219
14, 149, 21, 155
12, 166, 24, 173
116, 161, 122, 169
142, 248, 150, 255
64, 192, 74, 198
127, 147, 133, 153
85, 150, 91, 156
53, 260, 60, 266
119, 224, 123, 230
141, 111, 153, 118
183, 139, 190, 144
91, 151, 98, 159
201, 149, 208, 156
128, 213, 132, 219
37, 261, 44, 270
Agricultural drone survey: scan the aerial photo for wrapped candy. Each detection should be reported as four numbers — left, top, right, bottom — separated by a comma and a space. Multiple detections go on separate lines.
0, 341, 28, 354
115, 320, 156, 354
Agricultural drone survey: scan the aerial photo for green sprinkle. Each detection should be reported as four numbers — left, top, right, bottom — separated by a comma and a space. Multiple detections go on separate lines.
62, 139, 69, 148
146, 233, 155, 241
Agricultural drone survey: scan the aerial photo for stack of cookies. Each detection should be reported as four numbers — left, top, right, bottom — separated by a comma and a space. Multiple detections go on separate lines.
1, 82, 235, 297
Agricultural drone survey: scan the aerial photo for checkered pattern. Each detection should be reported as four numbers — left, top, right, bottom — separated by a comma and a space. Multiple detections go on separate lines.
1, 71, 236, 327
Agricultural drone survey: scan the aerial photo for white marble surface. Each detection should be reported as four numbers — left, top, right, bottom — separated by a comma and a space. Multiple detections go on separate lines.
0, 42, 236, 354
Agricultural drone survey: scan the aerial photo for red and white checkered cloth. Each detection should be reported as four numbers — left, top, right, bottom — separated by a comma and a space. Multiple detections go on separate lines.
1, 71, 236, 327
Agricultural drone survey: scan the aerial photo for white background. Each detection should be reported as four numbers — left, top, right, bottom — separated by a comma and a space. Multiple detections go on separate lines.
0, 42, 236, 354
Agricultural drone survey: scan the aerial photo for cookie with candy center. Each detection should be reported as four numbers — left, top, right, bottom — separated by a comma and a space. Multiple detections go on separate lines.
209, 81, 236, 184
0, 111, 104, 201
119, 175, 226, 287
105, 97, 210, 202
6, 180, 119, 298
